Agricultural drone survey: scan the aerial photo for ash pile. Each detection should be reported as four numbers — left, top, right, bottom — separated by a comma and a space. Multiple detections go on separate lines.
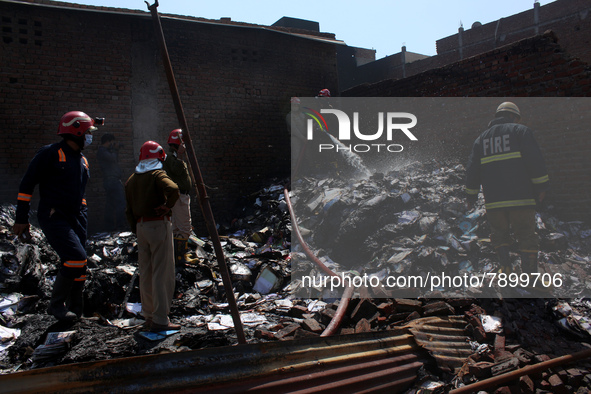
291, 160, 591, 300
0, 160, 590, 392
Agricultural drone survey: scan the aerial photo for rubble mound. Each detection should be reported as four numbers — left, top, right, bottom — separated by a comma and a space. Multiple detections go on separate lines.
291, 160, 591, 300
0, 160, 590, 392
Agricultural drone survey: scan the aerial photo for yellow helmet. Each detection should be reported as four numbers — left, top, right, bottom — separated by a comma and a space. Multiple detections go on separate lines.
496, 102, 521, 118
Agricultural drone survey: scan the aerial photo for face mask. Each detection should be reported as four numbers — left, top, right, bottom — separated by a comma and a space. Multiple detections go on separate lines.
84, 134, 93, 148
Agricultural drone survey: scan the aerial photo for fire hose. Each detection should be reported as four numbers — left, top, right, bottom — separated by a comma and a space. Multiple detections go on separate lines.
283, 187, 353, 337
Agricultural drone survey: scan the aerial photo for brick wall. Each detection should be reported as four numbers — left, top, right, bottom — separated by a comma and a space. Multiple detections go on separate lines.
0, 0, 339, 234
343, 32, 591, 222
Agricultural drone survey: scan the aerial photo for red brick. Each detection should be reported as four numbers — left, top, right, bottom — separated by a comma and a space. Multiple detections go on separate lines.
354, 318, 371, 333
274, 323, 300, 339
519, 375, 535, 394
301, 318, 323, 334
548, 374, 568, 394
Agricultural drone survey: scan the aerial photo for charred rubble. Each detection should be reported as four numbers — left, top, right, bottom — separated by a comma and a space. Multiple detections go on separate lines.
0, 160, 590, 392
290, 161, 591, 300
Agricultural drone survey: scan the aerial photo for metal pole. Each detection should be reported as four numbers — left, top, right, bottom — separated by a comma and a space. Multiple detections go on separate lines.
145, 0, 246, 344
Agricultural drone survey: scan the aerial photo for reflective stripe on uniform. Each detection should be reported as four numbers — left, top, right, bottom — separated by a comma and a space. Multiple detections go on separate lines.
485, 199, 536, 210
63, 259, 87, 268
17, 193, 32, 202
481, 151, 522, 165
82, 199, 87, 206
58, 148, 66, 162
82, 156, 89, 169
465, 187, 479, 195
74, 275, 87, 282
531, 174, 549, 184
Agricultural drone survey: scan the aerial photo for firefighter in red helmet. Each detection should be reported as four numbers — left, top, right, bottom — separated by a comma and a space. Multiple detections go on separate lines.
13, 111, 103, 321
162, 129, 194, 265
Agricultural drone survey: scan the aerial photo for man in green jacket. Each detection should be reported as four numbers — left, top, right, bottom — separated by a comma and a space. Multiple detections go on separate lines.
125, 141, 180, 332
162, 129, 194, 265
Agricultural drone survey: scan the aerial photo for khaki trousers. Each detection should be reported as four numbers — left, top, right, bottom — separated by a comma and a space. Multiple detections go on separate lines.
137, 219, 175, 326
171, 193, 192, 239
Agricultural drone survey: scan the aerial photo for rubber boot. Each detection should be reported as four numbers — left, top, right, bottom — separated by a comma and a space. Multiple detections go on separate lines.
68, 280, 85, 318
496, 245, 512, 274
48, 272, 77, 321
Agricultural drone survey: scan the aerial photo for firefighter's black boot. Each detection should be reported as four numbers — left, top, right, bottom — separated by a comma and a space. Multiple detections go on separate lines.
48, 272, 77, 321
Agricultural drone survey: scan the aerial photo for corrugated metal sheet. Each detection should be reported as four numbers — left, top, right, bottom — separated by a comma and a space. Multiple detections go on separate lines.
0, 329, 428, 393
405, 315, 473, 373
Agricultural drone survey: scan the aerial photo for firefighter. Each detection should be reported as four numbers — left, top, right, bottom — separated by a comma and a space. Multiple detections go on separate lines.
125, 141, 180, 332
162, 129, 194, 265
12, 111, 102, 321
465, 102, 550, 278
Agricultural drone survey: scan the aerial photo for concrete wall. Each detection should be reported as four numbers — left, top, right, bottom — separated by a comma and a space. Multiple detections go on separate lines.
352, 0, 591, 88
337, 45, 377, 90
343, 32, 591, 222
350, 48, 429, 88
0, 0, 339, 234
437, 0, 591, 65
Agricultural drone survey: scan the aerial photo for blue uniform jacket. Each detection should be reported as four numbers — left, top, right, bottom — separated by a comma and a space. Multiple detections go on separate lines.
16, 140, 90, 224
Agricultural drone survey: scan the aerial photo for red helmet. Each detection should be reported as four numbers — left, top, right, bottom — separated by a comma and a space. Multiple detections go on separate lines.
139, 141, 166, 161
167, 129, 183, 145
58, 111, 97, 136
318, 89, 331, 97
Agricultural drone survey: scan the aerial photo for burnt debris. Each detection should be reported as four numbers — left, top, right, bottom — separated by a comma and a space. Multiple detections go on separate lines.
0, 161, 591, 392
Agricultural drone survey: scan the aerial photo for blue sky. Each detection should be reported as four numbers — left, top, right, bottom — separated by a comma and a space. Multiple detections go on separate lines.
53, 0, 557, 59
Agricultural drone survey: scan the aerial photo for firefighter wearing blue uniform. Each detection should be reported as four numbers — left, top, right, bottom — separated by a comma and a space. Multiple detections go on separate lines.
12, 111, 103, 321
465, 102, 550, 275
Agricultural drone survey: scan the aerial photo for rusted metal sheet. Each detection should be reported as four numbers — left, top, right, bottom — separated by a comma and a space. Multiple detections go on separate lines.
405, 315, 473, 373
0, 329, 427, 393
